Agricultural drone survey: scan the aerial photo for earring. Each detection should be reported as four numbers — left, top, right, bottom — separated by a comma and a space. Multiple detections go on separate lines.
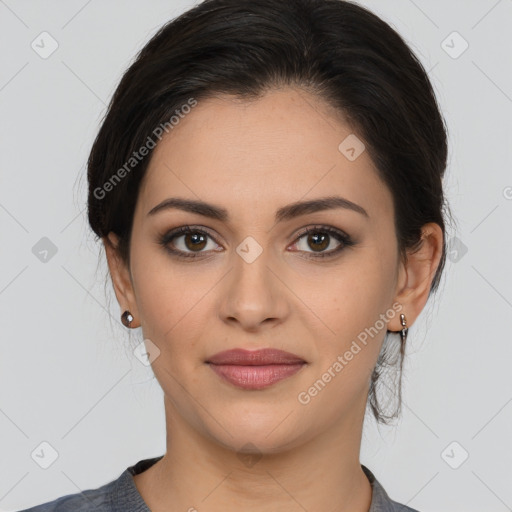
121, 310, 134, 328
399, 313, 408, 345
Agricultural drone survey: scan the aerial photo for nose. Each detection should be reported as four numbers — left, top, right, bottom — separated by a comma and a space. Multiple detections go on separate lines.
217, 246, 291, 333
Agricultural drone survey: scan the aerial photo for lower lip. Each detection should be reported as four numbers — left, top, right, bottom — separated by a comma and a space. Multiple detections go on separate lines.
208, 363, 305, 390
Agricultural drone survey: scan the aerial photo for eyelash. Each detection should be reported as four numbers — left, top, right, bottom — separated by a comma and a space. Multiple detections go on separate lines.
158, 224, 355, 260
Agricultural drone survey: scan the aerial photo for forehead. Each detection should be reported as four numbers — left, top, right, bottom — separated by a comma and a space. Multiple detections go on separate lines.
137, 87, 393, 225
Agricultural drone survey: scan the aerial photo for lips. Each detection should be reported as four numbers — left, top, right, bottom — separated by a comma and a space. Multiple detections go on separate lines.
206, 348, 305, 365
206, 348, 306, 390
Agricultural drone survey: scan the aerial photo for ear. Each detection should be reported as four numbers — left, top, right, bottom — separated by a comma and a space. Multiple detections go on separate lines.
103, 232, 140, 328
390, 222, 444, 331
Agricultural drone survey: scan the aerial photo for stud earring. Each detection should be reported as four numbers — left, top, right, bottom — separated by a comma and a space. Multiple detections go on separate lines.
121, 310, 134, 328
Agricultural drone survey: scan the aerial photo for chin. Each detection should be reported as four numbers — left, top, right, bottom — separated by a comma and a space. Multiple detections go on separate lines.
205, 412, 310, 456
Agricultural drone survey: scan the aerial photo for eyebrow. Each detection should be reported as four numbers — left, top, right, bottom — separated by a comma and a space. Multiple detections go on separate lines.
147, 195, 369, 222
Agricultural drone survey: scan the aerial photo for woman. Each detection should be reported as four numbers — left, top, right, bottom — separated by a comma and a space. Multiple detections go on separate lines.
20, 0, 450, 510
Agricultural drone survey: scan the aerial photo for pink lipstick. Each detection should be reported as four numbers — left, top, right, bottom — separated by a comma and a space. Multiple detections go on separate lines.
206, 348, 306, 390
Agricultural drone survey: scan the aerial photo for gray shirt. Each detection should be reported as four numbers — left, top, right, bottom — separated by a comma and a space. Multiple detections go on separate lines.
18, 456, 419, 511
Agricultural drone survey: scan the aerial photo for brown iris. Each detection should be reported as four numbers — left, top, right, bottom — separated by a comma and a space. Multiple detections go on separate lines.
184, 232, 208, 251
307, 232, 329, 252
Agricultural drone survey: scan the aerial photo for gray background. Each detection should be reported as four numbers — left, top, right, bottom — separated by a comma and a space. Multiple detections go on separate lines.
1, 1, 511, 511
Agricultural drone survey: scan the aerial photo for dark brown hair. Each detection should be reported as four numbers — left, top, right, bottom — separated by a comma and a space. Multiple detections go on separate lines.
87, 0, 453, 424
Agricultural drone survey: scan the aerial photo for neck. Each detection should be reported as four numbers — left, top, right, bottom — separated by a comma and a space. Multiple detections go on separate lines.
133, 395, 373, 512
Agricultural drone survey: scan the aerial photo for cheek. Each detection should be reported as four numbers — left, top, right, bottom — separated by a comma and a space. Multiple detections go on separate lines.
298, 250, 396, 375
130, 251, 217, 360
306, 253, 393, 329
293, 278, 391, 423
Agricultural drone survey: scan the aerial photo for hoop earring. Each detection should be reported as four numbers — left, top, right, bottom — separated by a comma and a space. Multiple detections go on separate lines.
399, 313, 408, 345
121, 310, 134, 328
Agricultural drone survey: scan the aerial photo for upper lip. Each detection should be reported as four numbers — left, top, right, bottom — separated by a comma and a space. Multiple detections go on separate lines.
206, 348, 305, 365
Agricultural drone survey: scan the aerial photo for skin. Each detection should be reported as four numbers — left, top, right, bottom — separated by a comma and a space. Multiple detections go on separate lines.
104, 87, 443, 512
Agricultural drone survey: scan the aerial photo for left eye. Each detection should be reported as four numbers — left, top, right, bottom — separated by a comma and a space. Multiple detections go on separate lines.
295, 230, 339, 252
289, 226, 353, 258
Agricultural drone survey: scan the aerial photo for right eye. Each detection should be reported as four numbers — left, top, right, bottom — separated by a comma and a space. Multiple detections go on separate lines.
158, 226, 223, 259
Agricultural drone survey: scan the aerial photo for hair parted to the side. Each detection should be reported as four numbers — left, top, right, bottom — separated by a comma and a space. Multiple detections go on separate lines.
86, 0, 453, 425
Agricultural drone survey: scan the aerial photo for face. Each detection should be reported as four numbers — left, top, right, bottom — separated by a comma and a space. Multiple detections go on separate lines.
109, 87, 409, 454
